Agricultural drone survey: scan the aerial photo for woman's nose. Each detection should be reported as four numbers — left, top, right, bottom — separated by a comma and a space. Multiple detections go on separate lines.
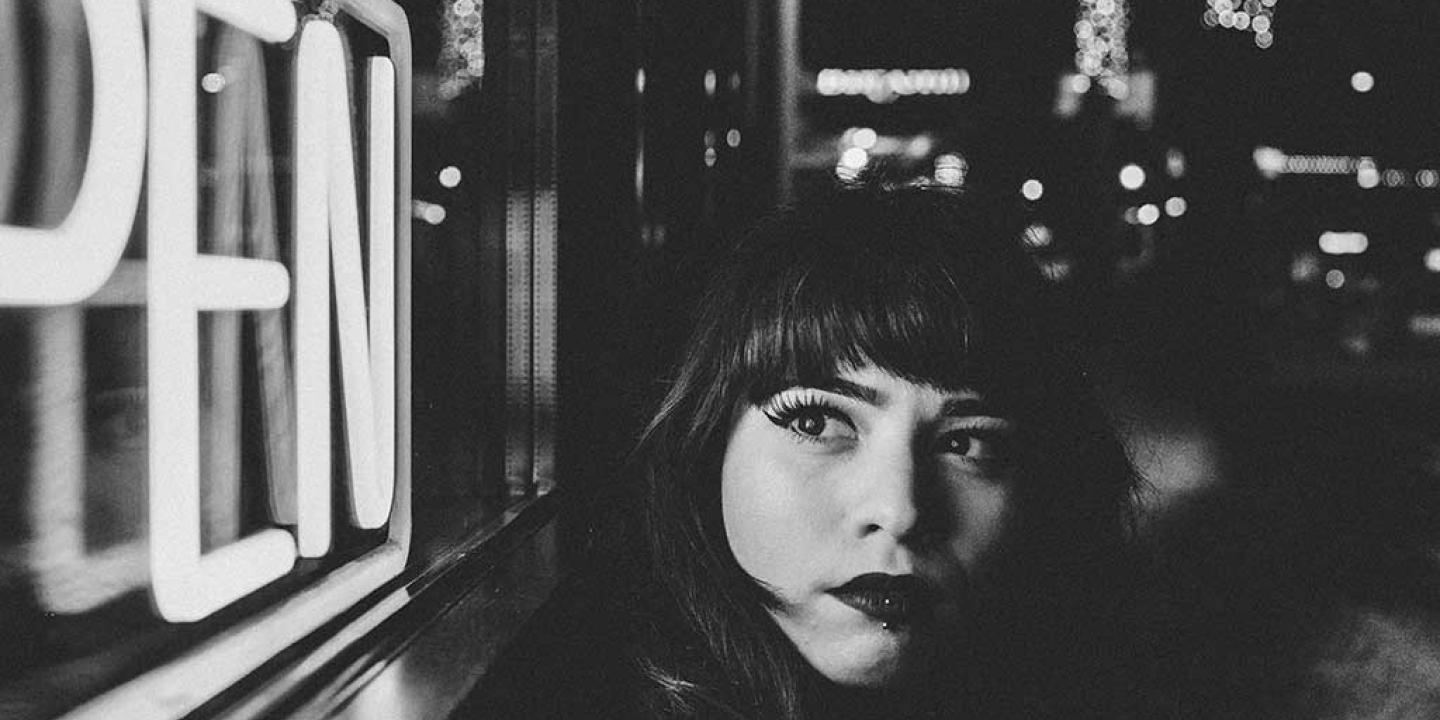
849, 441, 921, 541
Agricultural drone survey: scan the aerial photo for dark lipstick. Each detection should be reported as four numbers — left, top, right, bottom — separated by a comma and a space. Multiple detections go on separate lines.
829, 573, 936, 627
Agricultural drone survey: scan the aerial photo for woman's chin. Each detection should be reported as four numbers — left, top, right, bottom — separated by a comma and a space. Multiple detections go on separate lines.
802, 629, 915, 688
825, 662, 903, 689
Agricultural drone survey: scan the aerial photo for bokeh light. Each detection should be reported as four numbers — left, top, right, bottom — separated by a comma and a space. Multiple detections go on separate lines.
1119, 163, 1146, 190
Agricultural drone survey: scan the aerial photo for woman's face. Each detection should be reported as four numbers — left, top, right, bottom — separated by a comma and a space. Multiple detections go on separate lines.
721, 364, 1018, 687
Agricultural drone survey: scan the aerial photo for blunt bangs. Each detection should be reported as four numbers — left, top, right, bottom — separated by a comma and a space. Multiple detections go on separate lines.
708, 186, 1032, 404
734, 245, 977, 401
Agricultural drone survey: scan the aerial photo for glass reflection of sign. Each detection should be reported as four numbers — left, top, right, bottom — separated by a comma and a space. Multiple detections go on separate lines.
0, 0, 410, 626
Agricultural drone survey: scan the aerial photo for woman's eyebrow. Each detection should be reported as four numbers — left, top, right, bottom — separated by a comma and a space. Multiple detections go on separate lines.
806, 378, 881, 405
941, 395, 994, 418
788, 380, 993, 416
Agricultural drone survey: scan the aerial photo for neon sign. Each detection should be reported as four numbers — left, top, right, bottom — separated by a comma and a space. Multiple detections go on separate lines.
0, 0, 406, 623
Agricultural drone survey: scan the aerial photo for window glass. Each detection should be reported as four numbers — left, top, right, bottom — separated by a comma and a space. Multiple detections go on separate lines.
0, 0, 550, 716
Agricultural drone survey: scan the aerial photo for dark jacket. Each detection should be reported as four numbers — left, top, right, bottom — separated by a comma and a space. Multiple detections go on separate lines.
450, 567, 1129, 720
450, 568, 761, 719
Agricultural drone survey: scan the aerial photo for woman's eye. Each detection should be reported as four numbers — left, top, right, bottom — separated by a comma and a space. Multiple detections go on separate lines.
762, 397, 853, 444
936, 429, 1013, 462
791, 408, 829, 437
938, 432, 973, 456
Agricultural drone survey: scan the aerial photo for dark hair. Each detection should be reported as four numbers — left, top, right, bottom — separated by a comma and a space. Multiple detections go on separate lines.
632, 184, 1141, 718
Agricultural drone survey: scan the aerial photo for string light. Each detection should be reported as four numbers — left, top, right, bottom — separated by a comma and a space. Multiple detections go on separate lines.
1203, 0, 1277, 49
438, 0, 485, 101
1251, 147, 1440, 189
1075, 0, 1130, 98
815, 68, 971, 104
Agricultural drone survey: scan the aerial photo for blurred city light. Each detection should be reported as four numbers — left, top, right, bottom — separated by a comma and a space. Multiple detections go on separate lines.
1425, 248, 1440, 273
1166, 148, 1186, 178
1205, 0, 1278, 48
933, 153, 967, 187
1075, 0, 1130, 81
815, 68, 970, 104
1318, 231, 1368, 255
1253, 146, 1286, 179
704, 69, 717, 97
851, 127, 878, 150
726, 129, 741, 148
1251, 148, 1423, 183
438, 166, 462, 188
1291, 253, 1321, 283
1350, 71, 1375, 93
839, 147, 869, 172
1409, 315, 1440, 337
201, 72, 226, 94
1165, 196, 1188, 217
1137, 203, 1160, 225
1119, 163, 1146, 190
1356, 158, 1380, 189
1021, 223, 1054, 249
1021, 179, 1044, 201
438, 0, 485, 100
414, 200, 447, 225
907, 135, 935, 157
1325, 269, 1346, 289
1039, 257, 1073, 282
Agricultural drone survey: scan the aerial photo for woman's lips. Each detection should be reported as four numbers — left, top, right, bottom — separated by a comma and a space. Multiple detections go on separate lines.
828, 573, 936, 626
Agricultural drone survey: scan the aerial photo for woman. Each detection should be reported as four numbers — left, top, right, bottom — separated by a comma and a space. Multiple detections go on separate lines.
465, 183, 1142, 719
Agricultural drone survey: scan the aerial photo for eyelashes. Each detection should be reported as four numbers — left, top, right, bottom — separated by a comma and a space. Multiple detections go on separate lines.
761, 392, 854, 444
934, 424, 1018, 467
758, 389, 1017, 468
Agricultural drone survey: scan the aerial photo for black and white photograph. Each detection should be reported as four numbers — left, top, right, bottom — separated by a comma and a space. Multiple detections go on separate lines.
2, 1, 1440, 718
